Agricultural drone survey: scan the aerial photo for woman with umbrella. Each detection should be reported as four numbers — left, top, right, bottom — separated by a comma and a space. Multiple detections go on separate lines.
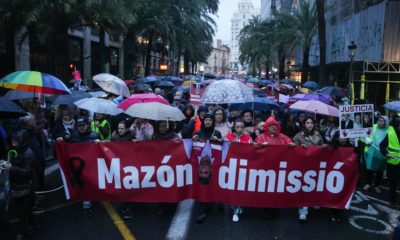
293, 117, 327, 222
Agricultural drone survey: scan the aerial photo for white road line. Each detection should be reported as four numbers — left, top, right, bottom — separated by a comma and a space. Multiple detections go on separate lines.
0, 162, 60, 200
165, 199, 195, 240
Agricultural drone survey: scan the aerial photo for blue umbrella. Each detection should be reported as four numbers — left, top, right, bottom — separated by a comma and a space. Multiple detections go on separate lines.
280, 79, 299, 86
384, 101, 400, 112
0, 97, 27, 118
156, 80, 175, 88
302, 81, 319, 89
291, 93, 333, 105
317, 86, 347, 97
229, 97, 279, 111
145, 76, 158, 83
164, 76, 183, 83
259, 79, 274, 85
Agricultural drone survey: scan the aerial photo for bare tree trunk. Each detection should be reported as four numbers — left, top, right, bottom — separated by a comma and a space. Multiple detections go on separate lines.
301, 46, 310, 83
144, 32, 153, 76
175, 49, 181, 76
317, 0, 327, 86
278, 47, 285, 80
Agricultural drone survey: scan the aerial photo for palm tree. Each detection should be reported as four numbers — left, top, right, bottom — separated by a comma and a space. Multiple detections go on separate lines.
316, 0, 327, 86
286, 0, 317, 83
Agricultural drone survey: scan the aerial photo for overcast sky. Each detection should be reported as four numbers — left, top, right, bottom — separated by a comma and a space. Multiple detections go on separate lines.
213, 0, 261, 45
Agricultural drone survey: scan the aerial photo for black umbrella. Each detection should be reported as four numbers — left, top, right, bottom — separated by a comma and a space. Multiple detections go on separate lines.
48, 90, 92, 105
156, 80, 175, 88
3, 89, 42, 100
0, 97, 27, 119
133, 83, 152, 92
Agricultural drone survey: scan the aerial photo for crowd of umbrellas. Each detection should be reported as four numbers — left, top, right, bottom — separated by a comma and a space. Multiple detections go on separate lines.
1, 71, 399, 123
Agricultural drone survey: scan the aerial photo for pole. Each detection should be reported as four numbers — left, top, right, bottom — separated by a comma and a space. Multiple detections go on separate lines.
350, 58, 355, 105
360, 73, 365, 100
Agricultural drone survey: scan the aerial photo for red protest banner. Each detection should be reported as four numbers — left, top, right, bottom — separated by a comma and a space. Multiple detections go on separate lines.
56, 140, 358, 209
189, 83, 206, 106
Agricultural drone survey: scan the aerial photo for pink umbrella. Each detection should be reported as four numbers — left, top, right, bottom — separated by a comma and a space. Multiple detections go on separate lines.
118, 93, 169, 110
289, 100, 339, 117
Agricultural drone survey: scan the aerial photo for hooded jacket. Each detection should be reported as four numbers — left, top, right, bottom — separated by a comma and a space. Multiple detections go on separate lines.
255, 117, 292, 145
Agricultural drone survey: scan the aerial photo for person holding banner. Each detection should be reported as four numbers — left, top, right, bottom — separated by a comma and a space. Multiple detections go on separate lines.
364, 116, 389, 194
91, 113, 111, 141
224, 119, 253, 222
193, 114, 222, 143
242, 110, 256, 139
293, 117, 326, 222
213, 107, 231, 139
70, 118, 100, 216
255, 117, 293, 146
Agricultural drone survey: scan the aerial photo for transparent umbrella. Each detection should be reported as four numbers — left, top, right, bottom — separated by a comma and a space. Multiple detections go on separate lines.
202, 79, 253, 104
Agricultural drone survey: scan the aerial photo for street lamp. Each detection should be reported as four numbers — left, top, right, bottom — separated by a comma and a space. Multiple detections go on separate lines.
348, 41, 357, 104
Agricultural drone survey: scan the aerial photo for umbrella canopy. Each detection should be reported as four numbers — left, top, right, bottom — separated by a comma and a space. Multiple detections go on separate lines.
289, 100, 339, 117
317, 86, 347, 97
291, 93, 333, 105
93, 73, 129, 97
183, 80, 197, 86
3, 89, 43, 100
145, 76, 158, 83
133, 83, 151, 92
125, 102, 185, 121
280, 79, 299, 86
118, 93, 169, 110
202, 79, 253, 104
0, 97, 27, 119
248, 77, 260, 83
74, 98, 123, 116
383, 101, 400, 112
302, 81, 319, 89
155, 80, 175, 88
164, 76, 183, 83
88, 90, 107, 98
124, 80, 134, 86
260, 79, 274, 85
230, 97, 280, 111
0, 71, 70, 95
253, 88, 267, 97
203, 73, 217, 79
49, 90, 92, 105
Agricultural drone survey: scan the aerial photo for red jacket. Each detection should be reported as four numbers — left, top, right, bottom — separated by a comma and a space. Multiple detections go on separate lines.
225, 133, 253, 144
255, 117, 292, 145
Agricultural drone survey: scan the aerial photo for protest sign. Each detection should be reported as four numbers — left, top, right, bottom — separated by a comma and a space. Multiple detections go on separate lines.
339, 104, 374, 138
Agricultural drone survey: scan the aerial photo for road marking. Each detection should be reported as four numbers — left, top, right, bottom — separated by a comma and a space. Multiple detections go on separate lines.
165, 199, 194, 240
102, 202, 136, 240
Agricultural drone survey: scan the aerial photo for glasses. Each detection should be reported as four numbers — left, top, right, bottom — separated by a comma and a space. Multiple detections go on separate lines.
215, 113, 223, 115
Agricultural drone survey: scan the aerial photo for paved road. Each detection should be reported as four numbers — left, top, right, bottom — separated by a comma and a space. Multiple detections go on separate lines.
1, 160, 398, 240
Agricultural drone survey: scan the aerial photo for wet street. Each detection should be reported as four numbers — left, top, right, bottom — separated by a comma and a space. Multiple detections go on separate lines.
1, 158, 398, 240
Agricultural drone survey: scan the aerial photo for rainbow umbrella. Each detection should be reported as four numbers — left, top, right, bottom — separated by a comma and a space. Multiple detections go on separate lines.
0, 71, 71, 95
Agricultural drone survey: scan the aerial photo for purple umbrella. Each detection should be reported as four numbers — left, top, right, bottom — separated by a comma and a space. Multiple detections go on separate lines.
291, 93, 333, 105
289, 100, 339, 117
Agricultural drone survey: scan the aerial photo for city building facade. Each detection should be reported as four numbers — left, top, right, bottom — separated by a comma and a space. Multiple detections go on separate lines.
205, 39, 230, 76
229, 0, 260, 75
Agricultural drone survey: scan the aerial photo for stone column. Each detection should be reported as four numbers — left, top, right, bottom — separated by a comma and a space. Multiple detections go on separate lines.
83, 26, 92, 87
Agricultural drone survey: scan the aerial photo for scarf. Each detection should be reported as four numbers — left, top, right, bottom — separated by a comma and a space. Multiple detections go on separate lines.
63, 119, 75, 135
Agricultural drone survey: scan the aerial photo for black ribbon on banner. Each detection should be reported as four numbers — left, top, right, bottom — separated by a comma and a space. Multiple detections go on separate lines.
68, 157, 85, 189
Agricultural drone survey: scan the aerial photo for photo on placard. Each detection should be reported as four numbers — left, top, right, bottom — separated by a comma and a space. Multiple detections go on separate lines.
362, 112, 373, 128
354, 113, 362, 129
340, 113, 354, 129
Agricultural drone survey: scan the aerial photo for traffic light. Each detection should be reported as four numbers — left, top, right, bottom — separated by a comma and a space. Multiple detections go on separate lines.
69, 63, 75, 69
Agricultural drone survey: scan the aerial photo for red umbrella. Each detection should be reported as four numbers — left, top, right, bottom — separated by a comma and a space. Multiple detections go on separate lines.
124, 80, 134, 86
117, 93, 169, 110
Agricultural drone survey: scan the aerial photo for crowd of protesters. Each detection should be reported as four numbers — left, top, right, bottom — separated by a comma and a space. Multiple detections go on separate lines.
1, 80, 400, 239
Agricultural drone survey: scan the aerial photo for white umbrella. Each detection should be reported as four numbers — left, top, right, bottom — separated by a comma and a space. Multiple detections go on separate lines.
93, 73, 130, 97
125, 102, 185, 121
74, 98, 123, 116
202, 79, 253, 104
